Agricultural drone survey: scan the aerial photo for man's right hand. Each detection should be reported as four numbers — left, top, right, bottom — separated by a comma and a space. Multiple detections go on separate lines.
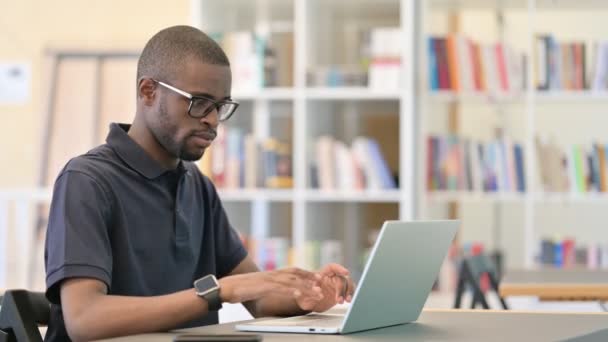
219, 267, 324, 311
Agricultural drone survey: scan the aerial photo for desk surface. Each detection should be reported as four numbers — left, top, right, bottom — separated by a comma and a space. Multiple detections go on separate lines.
500, 269, 608, 300
98, 309, 608, 342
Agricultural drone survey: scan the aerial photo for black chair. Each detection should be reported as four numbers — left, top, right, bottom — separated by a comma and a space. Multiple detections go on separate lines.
0, 290, 50, 342
453, 253, 509, 310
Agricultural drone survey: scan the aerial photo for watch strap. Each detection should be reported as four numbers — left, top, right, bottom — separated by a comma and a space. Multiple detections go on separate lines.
203, 289, 222, 311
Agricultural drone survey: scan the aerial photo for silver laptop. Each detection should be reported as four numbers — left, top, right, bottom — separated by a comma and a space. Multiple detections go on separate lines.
235, 220, 459, 334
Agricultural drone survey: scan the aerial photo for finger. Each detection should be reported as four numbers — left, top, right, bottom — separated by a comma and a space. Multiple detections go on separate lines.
276, 273, 316, 291
286, 267, 319, 282
319, 263, 350, 277
293, 282, 323, 301
347, 278, 356, 297
335, 275, 348, 300
308, 286, 324, 300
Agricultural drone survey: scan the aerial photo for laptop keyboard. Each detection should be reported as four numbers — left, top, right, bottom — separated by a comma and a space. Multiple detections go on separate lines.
255, 314, 344, 327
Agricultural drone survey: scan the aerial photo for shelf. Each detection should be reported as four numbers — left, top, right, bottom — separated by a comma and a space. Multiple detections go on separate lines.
429, 0, 608, 10
534, 192, 608, 203
217, 189, 294, 202
429, 0, 527, 10
305, 87, 402, 100
304, 189, 402, 203
218, 189, 404, 203
426, 191, 527, 202
535, 91, 608, 103
231, 87, 414, 101
232, 88, 295, 101
428, 91, 525, 104
427, 91, 608, 103
426, 191, 608, 203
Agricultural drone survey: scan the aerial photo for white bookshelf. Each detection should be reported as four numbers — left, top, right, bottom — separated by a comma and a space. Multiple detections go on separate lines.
426, 191, 527, 203
194, 0, 608, 271
304, 189, 403, 203
419, 0, 608, 269
218, 189, 294, 202
192, 0, 415, 274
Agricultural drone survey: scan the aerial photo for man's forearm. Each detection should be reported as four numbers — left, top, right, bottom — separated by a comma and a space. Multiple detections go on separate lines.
250, 295, 310, 318
66, 289, 207, 341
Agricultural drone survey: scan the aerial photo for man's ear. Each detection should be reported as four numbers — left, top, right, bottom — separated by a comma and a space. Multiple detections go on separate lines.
138, 78, 157, 105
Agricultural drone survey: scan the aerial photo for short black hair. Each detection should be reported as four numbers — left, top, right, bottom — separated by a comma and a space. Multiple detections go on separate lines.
137, 25, 230, 82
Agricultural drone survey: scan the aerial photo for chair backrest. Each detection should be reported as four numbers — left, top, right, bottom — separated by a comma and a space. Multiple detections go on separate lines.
453, 253, 509, 310
0, 290, 50, 342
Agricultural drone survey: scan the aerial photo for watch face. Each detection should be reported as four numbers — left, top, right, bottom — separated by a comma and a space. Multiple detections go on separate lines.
196, 275, 219, 295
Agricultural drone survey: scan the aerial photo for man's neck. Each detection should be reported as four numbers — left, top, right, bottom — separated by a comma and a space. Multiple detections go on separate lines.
127, 118, 179, 170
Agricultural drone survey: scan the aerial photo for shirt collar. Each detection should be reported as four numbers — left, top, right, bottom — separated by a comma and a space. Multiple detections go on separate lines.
106, 123, 186, 180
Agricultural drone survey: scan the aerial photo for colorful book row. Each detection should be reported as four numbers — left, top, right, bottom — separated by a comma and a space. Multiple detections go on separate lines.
311, 136, 397, 191
242, 235, 344, 272
428, 34, 526, 93
536, 138, 608, 193
197, 126, 293, 189
539, 237, 608, 269
427, 135, 526, 193
535, 35, 608, 91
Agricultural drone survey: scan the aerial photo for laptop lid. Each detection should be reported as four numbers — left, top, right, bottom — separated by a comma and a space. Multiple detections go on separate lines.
340, 220, 459, 334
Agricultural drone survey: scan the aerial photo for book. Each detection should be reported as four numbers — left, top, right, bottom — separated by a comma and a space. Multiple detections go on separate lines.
427, 135, 525, 193
201, 127, 293, 189
534, 35, 608, 91
427, 34, 525, 93
311, 136, 396, 191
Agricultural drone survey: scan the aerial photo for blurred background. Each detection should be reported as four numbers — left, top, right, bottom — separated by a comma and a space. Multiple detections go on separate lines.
2, 0, 608, 319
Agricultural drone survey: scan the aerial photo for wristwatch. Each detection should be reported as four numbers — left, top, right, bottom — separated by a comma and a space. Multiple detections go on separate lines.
194, 274, 222, 311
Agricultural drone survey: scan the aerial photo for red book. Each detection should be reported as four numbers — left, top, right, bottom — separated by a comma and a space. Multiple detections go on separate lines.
435, 38, 450, 90
562, 238, 576, 268
495, 43, 510, 92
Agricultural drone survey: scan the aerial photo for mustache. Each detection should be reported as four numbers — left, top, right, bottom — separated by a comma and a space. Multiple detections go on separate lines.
191, 129, 217, 140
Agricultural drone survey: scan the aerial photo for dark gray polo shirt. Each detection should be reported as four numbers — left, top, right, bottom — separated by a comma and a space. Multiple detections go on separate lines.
44, 123, 247, 341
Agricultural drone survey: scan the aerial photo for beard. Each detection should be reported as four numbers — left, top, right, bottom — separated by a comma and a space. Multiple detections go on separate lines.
151, 99, 205, 162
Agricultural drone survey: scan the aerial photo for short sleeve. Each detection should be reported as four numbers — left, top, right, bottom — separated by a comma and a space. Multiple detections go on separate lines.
45, 170, 113, 304
205, 179, 248, 278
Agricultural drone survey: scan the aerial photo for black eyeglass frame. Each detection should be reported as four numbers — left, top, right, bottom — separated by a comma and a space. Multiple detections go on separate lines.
152, 79, 239, 122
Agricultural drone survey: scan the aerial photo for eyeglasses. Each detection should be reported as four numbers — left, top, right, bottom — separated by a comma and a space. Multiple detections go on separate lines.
153, 79, 239, 122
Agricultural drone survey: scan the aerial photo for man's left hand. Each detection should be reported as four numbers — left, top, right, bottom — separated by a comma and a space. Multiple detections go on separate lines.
308, 263, 356, 313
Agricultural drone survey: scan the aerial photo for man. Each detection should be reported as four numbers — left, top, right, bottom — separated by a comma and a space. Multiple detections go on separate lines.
44, 25, 354, 342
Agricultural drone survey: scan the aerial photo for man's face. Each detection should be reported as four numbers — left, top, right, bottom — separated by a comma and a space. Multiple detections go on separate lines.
149, 58, 232, 161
